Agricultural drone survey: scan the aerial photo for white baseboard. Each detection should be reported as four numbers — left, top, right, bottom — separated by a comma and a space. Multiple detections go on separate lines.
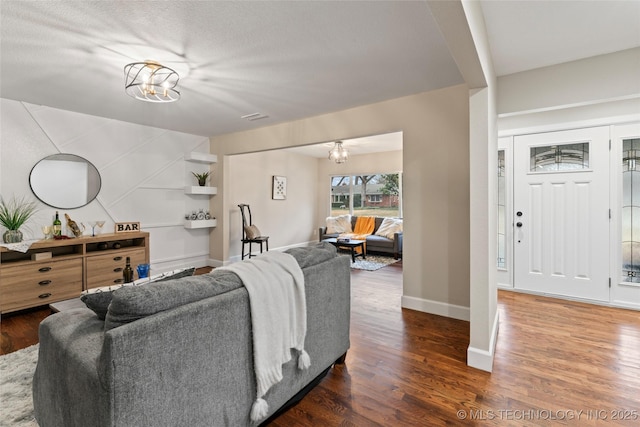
150, 252, 211, 273
401, 295, 470, 321
467, 310, 499, 372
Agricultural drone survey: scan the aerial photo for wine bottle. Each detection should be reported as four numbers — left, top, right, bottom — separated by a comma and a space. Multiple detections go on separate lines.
53, 211, 62, 237
65, 213, 82, 237
123, 257, 134, 283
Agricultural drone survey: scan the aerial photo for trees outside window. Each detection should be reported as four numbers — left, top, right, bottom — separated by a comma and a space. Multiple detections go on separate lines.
330, 173, 401, 217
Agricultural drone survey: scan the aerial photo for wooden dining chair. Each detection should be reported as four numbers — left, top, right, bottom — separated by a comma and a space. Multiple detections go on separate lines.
238, 204, 269, 260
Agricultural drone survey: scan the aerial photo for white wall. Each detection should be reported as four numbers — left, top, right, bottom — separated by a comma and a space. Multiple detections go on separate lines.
498, 47, 640, 118
0, 99, 212, 272
225, 149, 319, 262
498, 48, 640, 134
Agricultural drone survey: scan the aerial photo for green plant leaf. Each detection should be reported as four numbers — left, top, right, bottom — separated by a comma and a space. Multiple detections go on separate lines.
0, 195, 38, 230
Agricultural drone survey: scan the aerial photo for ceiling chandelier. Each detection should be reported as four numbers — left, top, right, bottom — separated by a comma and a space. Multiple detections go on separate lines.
124, 61, 180, 103
328, 141, 348, 164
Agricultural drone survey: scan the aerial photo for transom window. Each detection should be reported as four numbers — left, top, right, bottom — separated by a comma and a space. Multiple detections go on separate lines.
530, 142, 589, 172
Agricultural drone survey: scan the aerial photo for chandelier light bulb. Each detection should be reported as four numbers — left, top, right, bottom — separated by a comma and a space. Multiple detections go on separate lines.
124, 61, 180, 103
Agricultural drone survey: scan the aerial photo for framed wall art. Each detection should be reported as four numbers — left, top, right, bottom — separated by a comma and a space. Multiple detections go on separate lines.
272, 175, 287, 200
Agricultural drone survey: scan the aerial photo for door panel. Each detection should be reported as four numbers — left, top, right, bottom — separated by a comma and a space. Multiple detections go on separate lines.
514, 127, 610, 302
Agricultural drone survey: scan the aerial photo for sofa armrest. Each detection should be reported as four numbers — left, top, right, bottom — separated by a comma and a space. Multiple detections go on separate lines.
393, 232, 403, 258
33, 309, 109, 427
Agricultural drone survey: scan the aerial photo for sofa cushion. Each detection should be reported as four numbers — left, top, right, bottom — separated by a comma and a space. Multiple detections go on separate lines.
104, 272, 242, 330
326, 214, 352, 234
375, 218, 403, 240
365, 234, 395, 248
81, 267, 196, 320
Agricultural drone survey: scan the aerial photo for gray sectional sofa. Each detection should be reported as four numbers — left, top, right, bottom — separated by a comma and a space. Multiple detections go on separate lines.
319, 216, 403, 259
32, 243, 350, 427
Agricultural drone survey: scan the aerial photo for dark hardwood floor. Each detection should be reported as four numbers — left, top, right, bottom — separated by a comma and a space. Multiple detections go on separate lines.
2, 260, 640, 426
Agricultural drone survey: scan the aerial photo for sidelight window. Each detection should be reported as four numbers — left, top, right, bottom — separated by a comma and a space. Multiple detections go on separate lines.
497, 150, 506, 269
622, 138, 640, 283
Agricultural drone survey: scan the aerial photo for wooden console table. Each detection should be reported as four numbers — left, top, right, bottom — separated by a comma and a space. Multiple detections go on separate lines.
0, 232, 149, 314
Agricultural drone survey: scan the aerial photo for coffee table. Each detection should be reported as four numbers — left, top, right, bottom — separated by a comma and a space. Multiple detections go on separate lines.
323, 238, 366, 262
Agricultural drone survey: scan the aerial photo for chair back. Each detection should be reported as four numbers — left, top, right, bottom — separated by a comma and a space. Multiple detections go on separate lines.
238, 204, 252, 239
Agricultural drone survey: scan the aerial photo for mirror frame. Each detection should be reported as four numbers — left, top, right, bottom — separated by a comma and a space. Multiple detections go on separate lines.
29, 153, 102, 209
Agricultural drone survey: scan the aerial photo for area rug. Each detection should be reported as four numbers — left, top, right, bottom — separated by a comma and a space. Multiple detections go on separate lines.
0, 345, 39, 427
340, 253, 400, 271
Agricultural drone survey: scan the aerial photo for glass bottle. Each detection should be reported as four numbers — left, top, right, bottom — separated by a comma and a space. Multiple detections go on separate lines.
123, 257, 134, 283
52, 211, 62, 237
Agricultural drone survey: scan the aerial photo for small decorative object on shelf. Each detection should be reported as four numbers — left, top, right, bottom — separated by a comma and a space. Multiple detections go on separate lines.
0, 195, 38, 243
197, 209, 205, 220
205, 211, 211, 220
190, 211, 197, 220
192, 171, 211, 186
53, 211, 62, 237
65, 213, 84, 237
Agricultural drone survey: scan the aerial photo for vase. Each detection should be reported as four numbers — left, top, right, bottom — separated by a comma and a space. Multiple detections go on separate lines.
3, 229, 23, 243
198, 178, 206, 186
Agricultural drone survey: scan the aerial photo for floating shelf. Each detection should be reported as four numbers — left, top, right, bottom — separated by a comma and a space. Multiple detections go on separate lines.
184, 219, 217, 229
184, 186, 217, 195
185, 152, 217, 164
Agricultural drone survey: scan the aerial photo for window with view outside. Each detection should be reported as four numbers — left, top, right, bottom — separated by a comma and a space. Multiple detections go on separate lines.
622, 138, 640, 283
330, 173, 401, 218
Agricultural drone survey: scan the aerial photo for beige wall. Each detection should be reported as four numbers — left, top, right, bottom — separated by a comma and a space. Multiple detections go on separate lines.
210, 84, 470, 313
226, 149, 319, 261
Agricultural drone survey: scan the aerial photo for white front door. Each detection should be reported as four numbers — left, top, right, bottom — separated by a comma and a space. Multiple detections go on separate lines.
513, 127, 610, 301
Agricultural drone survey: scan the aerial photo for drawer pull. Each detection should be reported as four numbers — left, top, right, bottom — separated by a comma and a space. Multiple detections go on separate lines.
113, 267, 123, 273
113, 256, 123, 261
39, 280, 52, 286
38, 293, 52, 299
39, 267, 52, 273
114, 279, 123, 284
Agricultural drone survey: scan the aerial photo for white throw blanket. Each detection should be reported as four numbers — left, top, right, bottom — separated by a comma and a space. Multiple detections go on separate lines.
221, 252, 310, 422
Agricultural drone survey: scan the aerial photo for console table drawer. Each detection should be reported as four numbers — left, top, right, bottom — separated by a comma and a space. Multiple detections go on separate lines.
86, 249, 147, 287
0, 258, 82, 312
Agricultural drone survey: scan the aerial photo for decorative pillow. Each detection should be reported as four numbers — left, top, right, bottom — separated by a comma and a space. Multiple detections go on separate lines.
81, 267, 196, 320
244, 224, 261, 239
326, 214, 352, 234
375, 218, 403, 240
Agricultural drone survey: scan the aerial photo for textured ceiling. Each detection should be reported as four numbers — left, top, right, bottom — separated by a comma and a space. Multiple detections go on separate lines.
0, 1, 462, 137
1, 1, 639, 141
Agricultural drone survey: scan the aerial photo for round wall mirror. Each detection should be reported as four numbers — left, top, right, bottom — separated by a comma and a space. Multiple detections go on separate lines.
29, 154, 102, 209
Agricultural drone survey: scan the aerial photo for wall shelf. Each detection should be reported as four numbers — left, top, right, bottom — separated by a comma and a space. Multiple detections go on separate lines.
185, 152, 217, 164
184, 219, 217, 229
184, 186, 217, 195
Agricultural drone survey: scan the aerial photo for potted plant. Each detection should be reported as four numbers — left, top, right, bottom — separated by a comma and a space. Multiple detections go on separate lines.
0, 195, 38, 243
192, 171, 211, 186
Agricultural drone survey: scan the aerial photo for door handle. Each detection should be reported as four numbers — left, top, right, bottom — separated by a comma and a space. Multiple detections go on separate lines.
516, 222, 523, 228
